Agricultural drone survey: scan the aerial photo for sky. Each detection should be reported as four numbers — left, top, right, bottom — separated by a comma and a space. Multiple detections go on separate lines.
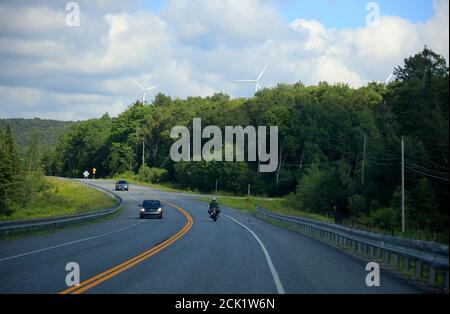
0, 0, 448, 121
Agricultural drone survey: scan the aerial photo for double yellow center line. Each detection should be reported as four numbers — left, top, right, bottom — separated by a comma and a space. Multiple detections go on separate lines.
59, 199, 193, 294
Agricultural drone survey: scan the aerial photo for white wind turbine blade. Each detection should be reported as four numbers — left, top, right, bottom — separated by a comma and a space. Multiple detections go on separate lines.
385, 72, 394, 84
145, 83, 163, 91
133, 79, 145, 90
257, 63, 269, 81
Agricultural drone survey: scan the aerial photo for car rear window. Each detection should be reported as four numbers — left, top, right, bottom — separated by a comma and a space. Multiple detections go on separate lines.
142, 200, 161, 208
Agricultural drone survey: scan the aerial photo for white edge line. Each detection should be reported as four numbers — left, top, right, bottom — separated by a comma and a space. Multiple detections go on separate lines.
0, 220, 145, 263
224, 214, 286, 294
0, 193, 145, 263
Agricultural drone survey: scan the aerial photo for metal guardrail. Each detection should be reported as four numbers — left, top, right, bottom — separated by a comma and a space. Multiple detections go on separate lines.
255, 206, 449, 291
0, 179, 122, 235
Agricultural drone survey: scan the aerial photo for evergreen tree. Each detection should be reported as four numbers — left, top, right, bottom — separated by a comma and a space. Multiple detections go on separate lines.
0, 125, 22, 215
0, 128, 6, 213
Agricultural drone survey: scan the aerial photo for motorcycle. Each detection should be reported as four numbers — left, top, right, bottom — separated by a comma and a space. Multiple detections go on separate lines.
209, 206, 220, 222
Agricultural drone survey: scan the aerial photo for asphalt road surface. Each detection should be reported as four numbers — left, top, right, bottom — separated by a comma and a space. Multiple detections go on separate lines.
0, 180, 422, 294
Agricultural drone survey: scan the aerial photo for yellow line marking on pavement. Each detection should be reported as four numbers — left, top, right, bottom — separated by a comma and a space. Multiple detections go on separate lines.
59, 198, 193, 294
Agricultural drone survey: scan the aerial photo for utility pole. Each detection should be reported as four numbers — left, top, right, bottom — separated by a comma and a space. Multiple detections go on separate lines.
276, 144, 282, 185
362, 134, 367, 185
257, 143, 261, 174
401, 136, 405, 233
136, 126, 140, 166
248, 184, 251, 196
137, 125, 145, 168
142, 140, 145, 167
215, 180, 218, 193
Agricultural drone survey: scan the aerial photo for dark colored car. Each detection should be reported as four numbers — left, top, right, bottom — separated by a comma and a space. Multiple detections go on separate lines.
139, 200, 164, 219
115, 180, 129, 191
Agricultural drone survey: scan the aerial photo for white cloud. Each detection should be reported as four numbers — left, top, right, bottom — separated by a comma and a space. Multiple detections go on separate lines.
0, 85, 126, 121
0, 0, 448, 120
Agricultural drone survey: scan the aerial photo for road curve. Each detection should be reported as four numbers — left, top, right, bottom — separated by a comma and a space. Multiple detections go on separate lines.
0, 180, 422, 294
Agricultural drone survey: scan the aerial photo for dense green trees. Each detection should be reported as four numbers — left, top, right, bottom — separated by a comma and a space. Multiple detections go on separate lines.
0, 125, 44, 216
0, 125, 20, 215
40, 48, 448, 240
49, 114, 112, 178
0, 118, 76, 152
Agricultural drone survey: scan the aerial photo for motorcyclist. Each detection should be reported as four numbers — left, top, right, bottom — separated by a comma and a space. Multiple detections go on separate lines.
208, 197, 220, 215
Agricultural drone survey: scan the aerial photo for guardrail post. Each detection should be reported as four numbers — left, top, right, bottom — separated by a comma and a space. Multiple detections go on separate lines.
445, 270, 449, 291
362, 244, 368, 256
375, 247, 382, 259
392, 254, 399, 266
403, 256, 410, 273
358, 242, 363, 254
383, 250, 389, 264
428, 266, 437, 286
414, 260, 422, 280
369, 246, 375, 258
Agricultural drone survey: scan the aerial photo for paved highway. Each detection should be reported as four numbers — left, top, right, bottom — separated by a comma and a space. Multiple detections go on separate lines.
0, 180, 422, 293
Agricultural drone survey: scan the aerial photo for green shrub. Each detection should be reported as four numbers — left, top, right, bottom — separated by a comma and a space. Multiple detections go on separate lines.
348, 194, 367, 217
114, 171, 137, 181
370, 207, 398, 229
138, 166, 168, 183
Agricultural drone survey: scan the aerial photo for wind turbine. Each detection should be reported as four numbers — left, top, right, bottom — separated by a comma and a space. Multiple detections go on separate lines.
133, 79, 162, 104
234, 63, 269, 93
363, 72, 394, 85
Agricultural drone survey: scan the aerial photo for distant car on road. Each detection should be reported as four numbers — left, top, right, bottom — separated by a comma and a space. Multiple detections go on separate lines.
139, 200, 164, 219
115, 180, 129, 191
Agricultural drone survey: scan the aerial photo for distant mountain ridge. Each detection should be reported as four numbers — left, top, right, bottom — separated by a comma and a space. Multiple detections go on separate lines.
0, 118, 77, 150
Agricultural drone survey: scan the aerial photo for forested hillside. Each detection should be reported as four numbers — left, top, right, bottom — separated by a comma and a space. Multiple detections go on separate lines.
0, 118, 76, 151
4, 48, 448, 241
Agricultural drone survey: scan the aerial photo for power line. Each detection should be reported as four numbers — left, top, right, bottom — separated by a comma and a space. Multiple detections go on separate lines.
367, 154, 401, 162
405, 159, 449, 177
366, 158, 400, 166
404, 165, 449, 181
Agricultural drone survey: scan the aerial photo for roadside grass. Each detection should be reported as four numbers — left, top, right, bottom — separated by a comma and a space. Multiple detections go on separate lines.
0, 177, 117, 221
111, 175, 249, 197
111, 175, 189, 193
199, 195, 334, 223
1, 203, 124, 240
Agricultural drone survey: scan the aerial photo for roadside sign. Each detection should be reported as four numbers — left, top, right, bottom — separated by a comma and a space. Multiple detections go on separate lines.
83, 170, 89, 178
